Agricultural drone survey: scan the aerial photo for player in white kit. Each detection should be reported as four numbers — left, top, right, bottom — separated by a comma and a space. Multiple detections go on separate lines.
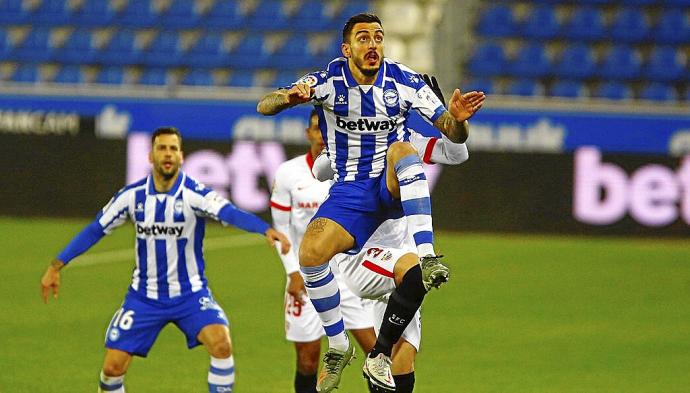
270, 110, 377, 393
313, 75, 471, 392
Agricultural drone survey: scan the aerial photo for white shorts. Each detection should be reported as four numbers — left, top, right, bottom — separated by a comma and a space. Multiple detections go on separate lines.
284, 277, 374, 342
333, 244, 421, 351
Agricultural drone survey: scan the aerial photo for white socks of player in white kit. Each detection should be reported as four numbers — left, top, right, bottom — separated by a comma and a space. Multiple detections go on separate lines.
208, 356, 235, 392
395, 155, 435, 257
301, 262, 349, 351
99, 371, 125, 392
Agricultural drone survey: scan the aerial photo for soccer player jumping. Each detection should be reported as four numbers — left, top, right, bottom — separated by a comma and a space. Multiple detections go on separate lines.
40, 127, 290, 393
258, 13, 485, 392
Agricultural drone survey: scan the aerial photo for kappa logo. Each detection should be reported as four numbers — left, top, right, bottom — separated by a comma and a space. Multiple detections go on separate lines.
336, 94, 347, 104
383, 89, 399, 107
409, 75, 419, 84
135, 202, 144, 212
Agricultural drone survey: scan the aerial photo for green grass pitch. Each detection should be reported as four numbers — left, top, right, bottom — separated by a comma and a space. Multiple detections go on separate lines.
1, 217, 689, 392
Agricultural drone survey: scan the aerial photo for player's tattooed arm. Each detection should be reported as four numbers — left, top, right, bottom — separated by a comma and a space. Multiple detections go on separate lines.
434, 112, 470, 143
257, 83, 314, 115
434, 88, 486, 143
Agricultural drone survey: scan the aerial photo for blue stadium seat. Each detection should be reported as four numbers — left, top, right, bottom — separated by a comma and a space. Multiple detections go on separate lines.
664, 0, 690, 5
508, 43, 552, 78
272, 35, 315, 69
562, 7, 605, 41
31, 0, 72, 25
598, 46, 641, 80
139, 67, 168, 85
181, 69, 214, 86
55, 29, 96, 64
0, 28, 10, 61
249, 0, 290, 31
594, 82, 633, 100
227, 35, 269, 68
227, 70, 255, 87
71, 0, 118, 26
274, 70, 300, 88
186, 32, 229, 68
521, 5, 560, 40
13, 28, 54, 62
0, 0, 29, 24
204, 0, 243, 29
290, 0, 331, 32
553, 44, 595, 79
625, 0, 658, 4
476, 5, 518, 37
118, 0, 159, 28
652, 10, 690, 45
640, 83, 678, 102
160, 0, 201, 29
644, 47, 685, 82
467, 43, 507, 77
143, 30, 183, 67
336, 1, 371, 23
577, 0, 610, 4
96, 66, 125, 84
507, 79, 543, 96
53, 65, 83, 83
96, 30, 140, 66
609, 9, 649, 43
11, 64, 40, 83
551, 80, 586, 98
463, 78, 495, 95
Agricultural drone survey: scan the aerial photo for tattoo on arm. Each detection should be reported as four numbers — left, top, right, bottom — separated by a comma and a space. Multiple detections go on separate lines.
257, 90, 290, 115
434, 111, 469, 143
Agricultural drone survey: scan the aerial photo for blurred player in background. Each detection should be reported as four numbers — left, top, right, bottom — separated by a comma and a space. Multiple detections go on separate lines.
313, 74, 471, 392
258, 13, 485, 392
270, 110, 377, 393
40, 127, 290, 393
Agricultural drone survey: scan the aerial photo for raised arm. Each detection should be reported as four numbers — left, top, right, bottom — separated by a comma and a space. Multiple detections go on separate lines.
257, 84, 314, 115
433, 89, 485, 143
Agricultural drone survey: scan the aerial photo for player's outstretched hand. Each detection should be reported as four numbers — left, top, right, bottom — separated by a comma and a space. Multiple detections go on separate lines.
40, 260, 63, 304
287, 271, 307, 306
265, 228, 291, 255
422, 74, 445, 106
448, 88, 486, 122
286, 83, 314, 105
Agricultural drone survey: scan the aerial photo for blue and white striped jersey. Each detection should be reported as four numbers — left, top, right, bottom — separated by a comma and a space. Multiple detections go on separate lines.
291, 57, 446, 182
92, 172, 264, 302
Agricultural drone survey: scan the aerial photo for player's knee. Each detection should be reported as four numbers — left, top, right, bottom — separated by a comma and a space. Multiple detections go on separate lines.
209, 339, 232, 359
299, 241, 327, 267
102, 362, 127, 377
387, 142, 416, 163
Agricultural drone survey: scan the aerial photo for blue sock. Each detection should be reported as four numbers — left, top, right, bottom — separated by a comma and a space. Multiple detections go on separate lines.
395, 155, 435, 257
301, 262, 349, 350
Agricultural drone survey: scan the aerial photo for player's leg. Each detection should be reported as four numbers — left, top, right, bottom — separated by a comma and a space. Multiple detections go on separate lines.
99, 349, 132, 393
198, 324, 235, 393
385, 141, 436, 258
365, 253, 425, 391
350, 327, 377, 354
294, 340, 321, 393
390, 340, 417, 393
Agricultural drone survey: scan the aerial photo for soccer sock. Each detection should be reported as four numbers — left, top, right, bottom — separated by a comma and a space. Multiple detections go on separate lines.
208, 356, 235, 393
301, 262, 349, 351
394, 372, 415, 393
370, 266, 426, 358
99, 370, 125, 392
294, 371, 317, 393
395, 155, 435, 257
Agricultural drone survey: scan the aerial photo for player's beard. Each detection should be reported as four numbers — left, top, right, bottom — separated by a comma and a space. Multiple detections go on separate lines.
354, 54, 381, 77
156, 162, 179, 180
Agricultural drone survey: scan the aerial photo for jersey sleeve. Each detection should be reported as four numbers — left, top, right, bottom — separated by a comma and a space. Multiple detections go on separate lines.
187, 180, 270, 234
270, 164, 299, 274
403, 72, 446, 123
285, 71, 330, 104
409, 131, 469, 165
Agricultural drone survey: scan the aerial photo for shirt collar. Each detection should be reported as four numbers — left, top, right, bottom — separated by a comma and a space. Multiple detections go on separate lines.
342, 59, 386, 88
147, 172, 184, 196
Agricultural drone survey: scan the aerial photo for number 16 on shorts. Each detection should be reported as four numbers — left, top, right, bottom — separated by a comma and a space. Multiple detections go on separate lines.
106, 308, 135, 342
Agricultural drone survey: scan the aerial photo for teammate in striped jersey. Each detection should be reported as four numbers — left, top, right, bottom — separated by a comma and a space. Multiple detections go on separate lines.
312, 75, 469, 392
40, 127, 290, 393
258, 13, 485, 392
270, 110, 377, 393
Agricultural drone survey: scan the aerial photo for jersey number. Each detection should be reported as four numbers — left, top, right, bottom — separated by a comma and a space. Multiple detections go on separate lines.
285, 296, 303, 317
112, 308, 136, 330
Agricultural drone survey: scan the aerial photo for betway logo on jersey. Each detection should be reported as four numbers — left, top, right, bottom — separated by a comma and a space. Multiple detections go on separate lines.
336, 116, 396, 132
136, 224, 184, 237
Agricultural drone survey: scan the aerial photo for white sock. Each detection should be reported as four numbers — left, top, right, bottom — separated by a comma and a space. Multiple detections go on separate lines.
99, 370, 125, 392
208, 355, 235, 392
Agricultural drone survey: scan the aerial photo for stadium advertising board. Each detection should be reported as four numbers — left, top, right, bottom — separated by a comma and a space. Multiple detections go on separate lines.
1, 95, 689, 154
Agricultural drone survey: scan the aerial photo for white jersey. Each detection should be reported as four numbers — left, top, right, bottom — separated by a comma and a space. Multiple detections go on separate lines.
97, 172, 235, 301
291, 57, 446, 182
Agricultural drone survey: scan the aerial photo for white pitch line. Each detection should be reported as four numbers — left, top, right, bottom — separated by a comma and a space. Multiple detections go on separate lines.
71, 233, 267, 268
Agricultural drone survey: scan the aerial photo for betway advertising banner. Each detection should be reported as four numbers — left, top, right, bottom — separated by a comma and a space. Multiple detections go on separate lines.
1, 94, 689, 155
